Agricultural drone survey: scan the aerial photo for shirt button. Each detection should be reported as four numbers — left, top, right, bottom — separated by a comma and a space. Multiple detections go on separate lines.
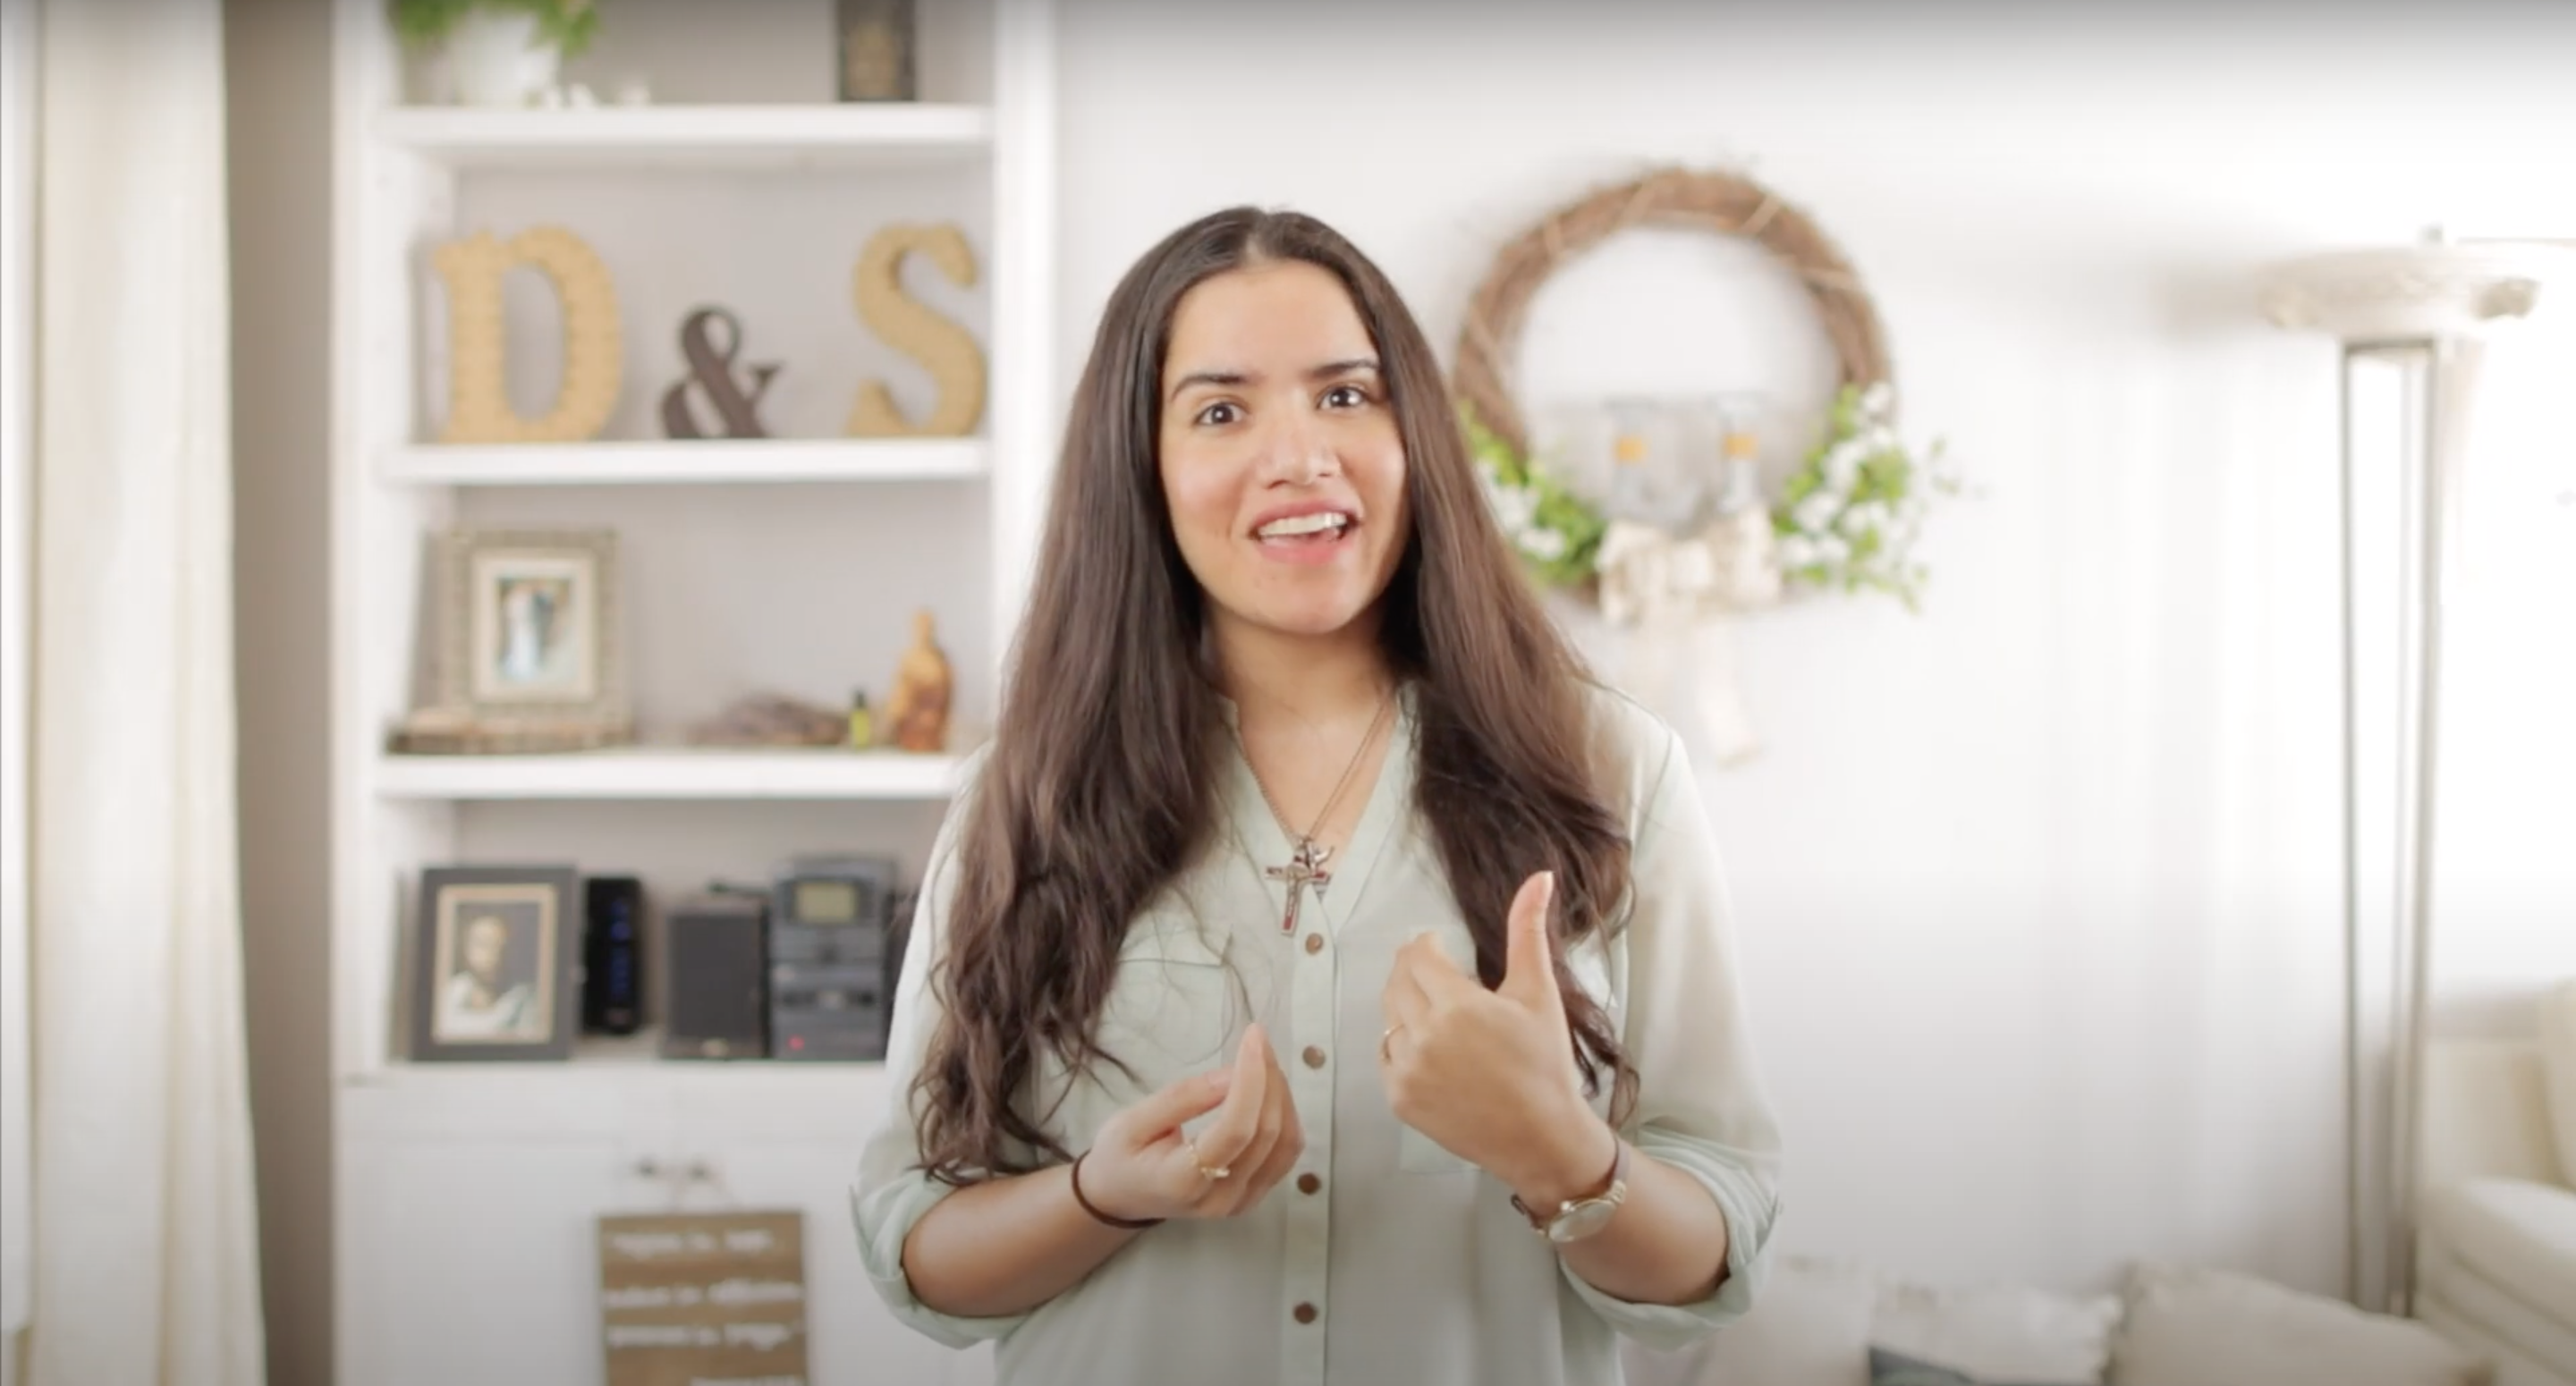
1293, 1302, 1319, 1325
1301, 1045, 1326, 1069
1297, 1172, 1322, 1195
1303, 932, 1325, 955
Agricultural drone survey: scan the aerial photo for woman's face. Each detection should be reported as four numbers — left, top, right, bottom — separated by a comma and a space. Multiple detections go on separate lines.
463, 917, 507, 982
1157, 259, 1409, 646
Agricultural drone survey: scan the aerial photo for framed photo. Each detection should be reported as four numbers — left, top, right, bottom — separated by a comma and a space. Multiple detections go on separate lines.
437, 528, 625, 726
410, 865, 580, 1062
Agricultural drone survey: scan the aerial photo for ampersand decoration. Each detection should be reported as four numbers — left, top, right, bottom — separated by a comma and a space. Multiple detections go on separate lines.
659, 307, 779, 440
432, 224, 625, 444
846, 223, 987, 438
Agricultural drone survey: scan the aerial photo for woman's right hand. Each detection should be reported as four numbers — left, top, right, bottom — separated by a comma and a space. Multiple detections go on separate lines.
1077, 1022, 1304, 1223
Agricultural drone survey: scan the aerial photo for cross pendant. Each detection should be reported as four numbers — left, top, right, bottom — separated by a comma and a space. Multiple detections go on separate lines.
1266, 839, 1334, 936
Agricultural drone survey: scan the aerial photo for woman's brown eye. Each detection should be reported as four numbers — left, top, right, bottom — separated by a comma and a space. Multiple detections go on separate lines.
1324, 385, 1367, 409
1197, 401, 1240, 427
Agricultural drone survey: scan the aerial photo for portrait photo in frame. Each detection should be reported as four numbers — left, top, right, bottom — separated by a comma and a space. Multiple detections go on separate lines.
436, 528, 626, 728
410, 865, 580, 1062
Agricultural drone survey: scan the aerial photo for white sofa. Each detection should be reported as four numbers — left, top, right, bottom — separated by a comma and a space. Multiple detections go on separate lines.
2416, 979, 2576, 1386
1619, 1255, 2494, 1386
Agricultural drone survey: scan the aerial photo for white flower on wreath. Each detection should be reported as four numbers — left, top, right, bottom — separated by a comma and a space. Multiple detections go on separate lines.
1840, 500, 1889, 538
1478, 467, 1540, 537
1822, 440, 1863, 495
1860, 381, 1895, 418
1792, 490, 1841, 537
1516, 527, 1568, 562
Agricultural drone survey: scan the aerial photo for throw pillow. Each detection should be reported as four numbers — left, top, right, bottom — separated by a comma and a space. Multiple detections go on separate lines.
1620, 1256, 1878, 1386
2106, 1263, 2494, 1386
2540, 977, 2576, 1186
1869, 1347, 2088, 1386
1872, 1278, 2122, 1382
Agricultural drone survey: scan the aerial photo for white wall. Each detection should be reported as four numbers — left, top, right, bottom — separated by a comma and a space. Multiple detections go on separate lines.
1054, 0, 2576, 1297
2415, 322, 2576, 1035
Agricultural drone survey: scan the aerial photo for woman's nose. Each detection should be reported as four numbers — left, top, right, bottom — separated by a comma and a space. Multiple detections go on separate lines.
1255, 409, 1336, 486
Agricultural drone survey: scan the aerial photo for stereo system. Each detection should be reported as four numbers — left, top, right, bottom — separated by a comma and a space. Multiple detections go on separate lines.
767, 854, 900, 1061
574, 855, 918, 1063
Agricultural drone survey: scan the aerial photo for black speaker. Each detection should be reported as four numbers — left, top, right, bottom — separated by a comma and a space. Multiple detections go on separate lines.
661, 893, 768, 1060
581, 875, 645, 1036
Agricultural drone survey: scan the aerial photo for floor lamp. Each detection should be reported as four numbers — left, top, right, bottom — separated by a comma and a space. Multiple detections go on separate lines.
2261, 233, 2572, 1316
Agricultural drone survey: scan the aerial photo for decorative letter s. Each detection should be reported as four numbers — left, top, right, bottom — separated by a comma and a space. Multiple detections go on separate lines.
845, 223, 987, 438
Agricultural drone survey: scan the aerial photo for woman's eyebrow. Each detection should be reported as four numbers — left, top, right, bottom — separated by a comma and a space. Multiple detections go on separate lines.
1167, 367, 1249, 401
1166, 358, 1379, 403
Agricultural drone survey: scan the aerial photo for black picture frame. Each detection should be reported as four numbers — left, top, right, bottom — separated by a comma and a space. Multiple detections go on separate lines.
411, 865, 580, 1063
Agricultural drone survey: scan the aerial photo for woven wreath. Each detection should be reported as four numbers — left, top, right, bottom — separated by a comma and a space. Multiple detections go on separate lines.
1452, 165, 1954, 609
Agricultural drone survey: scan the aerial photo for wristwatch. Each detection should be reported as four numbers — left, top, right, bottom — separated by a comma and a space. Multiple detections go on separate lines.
1510, 1137, 1631, 1245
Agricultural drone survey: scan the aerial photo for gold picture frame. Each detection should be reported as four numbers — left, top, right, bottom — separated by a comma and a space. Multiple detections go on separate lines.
436, 527, 627, 730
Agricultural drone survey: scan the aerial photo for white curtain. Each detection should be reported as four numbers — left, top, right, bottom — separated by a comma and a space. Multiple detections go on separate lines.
21, 0, 268, 1382
2, 0, 41, 1377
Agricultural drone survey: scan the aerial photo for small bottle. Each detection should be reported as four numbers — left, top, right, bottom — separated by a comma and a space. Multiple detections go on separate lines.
1605, 421, 1661, 526
1716, 420, 1783, 606
847, 691, 874, 749
1718, 424, 1763, 515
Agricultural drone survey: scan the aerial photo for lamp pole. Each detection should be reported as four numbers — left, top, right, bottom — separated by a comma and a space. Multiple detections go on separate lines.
2261, 232, 2568, 1314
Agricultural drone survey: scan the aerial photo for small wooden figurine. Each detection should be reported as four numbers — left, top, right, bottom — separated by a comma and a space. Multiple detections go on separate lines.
882, 609, 952, 753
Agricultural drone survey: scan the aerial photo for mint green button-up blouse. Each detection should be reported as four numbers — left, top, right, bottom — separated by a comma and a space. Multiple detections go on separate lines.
852, 686, 1782, 1386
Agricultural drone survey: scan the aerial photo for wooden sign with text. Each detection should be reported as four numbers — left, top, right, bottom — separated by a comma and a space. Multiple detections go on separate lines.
598, 1211, 809, 1386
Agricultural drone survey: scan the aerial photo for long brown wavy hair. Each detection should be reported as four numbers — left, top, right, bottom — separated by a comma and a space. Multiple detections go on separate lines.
913, 207, 1637, 1181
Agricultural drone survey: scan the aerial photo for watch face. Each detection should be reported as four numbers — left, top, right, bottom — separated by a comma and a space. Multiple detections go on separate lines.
1546, 1199, 1619, 1245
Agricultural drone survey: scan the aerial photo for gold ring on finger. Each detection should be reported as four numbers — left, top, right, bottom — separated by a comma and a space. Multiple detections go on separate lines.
1183, 1134, 1230, 1181
1380, 1024, 1402, 1062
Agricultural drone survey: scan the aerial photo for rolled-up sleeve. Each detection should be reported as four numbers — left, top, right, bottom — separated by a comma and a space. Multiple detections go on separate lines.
850, 755, 1035, 1349
1561, 713, 1784, 1350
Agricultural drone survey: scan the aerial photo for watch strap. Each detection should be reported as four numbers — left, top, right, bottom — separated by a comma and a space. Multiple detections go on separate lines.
1511, 1135, 1629, 1234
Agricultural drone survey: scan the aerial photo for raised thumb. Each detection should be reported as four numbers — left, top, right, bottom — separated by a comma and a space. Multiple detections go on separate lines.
1501, 870, 1559, 1003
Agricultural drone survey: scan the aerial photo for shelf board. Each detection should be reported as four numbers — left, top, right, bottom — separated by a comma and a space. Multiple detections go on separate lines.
375, 747, 964, 800
343, 1030, 899, 1141
378, 438, 988, 486
370, 102, 995, 171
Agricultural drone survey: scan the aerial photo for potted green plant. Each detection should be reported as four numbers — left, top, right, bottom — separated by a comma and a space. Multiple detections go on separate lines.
391, 0, 600, 109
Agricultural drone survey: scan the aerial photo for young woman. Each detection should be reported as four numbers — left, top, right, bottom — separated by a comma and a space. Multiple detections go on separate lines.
852, 207, 1780, 1386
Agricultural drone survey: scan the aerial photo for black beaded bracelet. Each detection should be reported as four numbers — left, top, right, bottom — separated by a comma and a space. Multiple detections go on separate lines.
1070, 1151, 1163, 1230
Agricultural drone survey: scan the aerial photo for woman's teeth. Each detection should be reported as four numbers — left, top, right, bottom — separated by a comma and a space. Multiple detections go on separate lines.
1257, 512, 1350, 539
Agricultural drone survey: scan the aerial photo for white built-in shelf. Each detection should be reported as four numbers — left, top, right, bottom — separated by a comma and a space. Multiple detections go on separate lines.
378, 438, 988, 486
369, 102, 995, 171
343, 1029, 896, 1141
374, 746, 964, 800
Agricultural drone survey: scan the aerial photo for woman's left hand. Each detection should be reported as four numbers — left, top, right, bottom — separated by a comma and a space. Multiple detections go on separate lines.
1378, 870, 1608, 1195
